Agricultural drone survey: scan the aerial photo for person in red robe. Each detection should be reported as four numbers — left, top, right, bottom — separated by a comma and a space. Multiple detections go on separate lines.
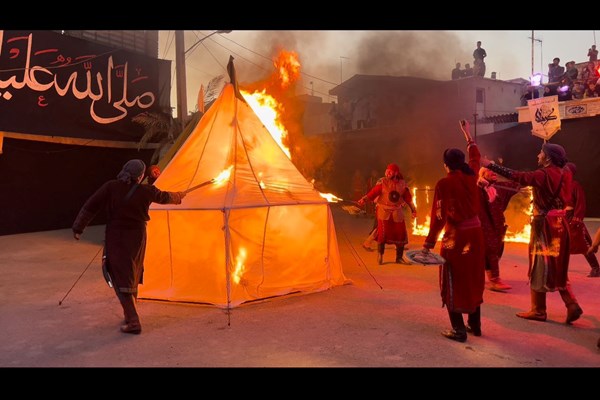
421, 147, 485, 342
73, 159, 186, 334
482, 143, 584, 325
564, 162, 600, 277
587, 228, 600, 349
460, 121, 520, 291
358, 163, 416, 265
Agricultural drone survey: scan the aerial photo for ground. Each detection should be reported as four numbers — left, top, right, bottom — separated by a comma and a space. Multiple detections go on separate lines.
1, 207, 599, 367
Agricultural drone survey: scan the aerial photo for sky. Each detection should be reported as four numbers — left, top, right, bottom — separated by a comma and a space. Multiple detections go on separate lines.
158, 30, 599, 115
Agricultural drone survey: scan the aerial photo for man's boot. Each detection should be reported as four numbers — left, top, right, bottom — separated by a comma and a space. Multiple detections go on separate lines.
117, 291, 142, 334
516, 290, 547, 321
466, 306, 482, 336
441, 310, 467, 342
585, 253, 600, 277
377, 243, 385, 265
560, 284, 583, 324
486, 264, 512, 292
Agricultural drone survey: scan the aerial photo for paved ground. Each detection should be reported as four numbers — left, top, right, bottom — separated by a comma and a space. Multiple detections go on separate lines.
1, 208, 599, 367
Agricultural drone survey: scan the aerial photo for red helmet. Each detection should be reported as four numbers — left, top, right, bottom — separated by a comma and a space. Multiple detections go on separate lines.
386, 163, 400, 174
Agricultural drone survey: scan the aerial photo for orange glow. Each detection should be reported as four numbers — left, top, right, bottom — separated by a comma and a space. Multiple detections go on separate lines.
503, 187, 533, 244
274, 50, 301, 88
410, 184, 533, 244
319, 192, 344, 203
242, 89, 291, 159
412, 186, 435, 237
232, 247, 247, 285
213, 165, 233, 186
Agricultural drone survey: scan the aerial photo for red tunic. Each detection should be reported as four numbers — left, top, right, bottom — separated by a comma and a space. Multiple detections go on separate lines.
568, 179, 592, 254
424, 170, 485, 314
365, 177, 415, 246
508, 166, 572, 291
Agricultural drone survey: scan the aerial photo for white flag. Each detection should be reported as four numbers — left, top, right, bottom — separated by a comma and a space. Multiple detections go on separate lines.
528, 95, 561, 140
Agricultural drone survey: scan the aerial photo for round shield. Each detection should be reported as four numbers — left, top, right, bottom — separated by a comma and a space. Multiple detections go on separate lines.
405, 250, 446, 266
388, 190, 401, 203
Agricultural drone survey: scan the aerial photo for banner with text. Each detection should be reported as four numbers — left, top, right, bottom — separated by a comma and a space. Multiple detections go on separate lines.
527, 95, 561, 140
0, 30, 171, 142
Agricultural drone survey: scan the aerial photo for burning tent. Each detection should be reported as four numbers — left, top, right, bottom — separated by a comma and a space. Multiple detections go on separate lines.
138, 69, 348, 308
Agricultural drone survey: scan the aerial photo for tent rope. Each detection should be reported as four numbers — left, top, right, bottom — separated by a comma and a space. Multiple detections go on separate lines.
58, 244, 104, 306
339, 221, 383, 290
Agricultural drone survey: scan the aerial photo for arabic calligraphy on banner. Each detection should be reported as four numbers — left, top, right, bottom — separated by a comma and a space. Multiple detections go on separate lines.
0, 30, 170, 142
527, 95, 561, 140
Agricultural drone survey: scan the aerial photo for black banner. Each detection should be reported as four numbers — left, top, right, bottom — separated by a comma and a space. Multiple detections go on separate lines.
0, 30, 171, 142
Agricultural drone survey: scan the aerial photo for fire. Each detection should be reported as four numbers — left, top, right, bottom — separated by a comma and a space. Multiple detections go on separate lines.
412, 186, 435, 237
410, 184, 533, 244
319, 192, 344, 203
213, 165, 233, 185
240, 50, 301, 160
503, 187, 533, 243
242, 89, 291, 159
232, 247, 247, 285
274, 50, 301, 89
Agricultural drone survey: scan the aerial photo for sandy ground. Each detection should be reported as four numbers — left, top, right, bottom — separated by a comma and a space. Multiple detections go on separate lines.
1, 208, 599, 367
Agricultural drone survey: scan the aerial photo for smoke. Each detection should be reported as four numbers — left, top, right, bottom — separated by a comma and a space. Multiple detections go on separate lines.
353, 31, 470, 80
232, 30, 473, 97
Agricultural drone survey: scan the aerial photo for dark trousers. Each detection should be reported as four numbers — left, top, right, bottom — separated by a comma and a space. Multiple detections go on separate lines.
447, 306, 480, 333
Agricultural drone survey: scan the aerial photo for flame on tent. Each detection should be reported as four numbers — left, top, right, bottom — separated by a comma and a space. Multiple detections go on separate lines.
232, 247, 247, 284
213, 165, 233, 186
240, 50, 301, 160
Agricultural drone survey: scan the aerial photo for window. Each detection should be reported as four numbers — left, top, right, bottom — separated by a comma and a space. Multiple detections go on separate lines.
476, 88, 485, 104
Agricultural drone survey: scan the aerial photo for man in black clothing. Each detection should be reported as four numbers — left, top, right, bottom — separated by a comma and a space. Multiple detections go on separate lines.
473, 41, 487, 77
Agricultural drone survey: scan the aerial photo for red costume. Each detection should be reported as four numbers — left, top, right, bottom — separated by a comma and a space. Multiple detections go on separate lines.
423, 148, 484, 342
486, 143, 583, 324
361, 164, 416, 264
565, 162, 600, 277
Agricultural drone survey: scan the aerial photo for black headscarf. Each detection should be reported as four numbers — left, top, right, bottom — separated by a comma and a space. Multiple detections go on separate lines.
443, 148, 475, 176
117, 159, 146, 184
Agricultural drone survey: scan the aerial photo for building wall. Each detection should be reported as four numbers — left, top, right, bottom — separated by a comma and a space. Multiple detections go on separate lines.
57, 30, 159, 59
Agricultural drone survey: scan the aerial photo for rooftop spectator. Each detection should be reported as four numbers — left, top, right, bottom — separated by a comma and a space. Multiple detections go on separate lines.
588, 45, 598, 62
451, 63, 462, 80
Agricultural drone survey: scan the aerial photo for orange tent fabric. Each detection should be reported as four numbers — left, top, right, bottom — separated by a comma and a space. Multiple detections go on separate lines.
138, 83, 349, 308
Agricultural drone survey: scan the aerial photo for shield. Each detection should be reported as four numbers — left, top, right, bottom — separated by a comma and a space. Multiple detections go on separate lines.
405, 249, 446, 266
388, 190, 401, 203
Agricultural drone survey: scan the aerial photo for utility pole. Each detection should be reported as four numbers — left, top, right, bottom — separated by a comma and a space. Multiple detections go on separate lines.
175, 30, 232, 127
528, 34, 543, 77
175, 31, 188, 126
531, 30, 534, 76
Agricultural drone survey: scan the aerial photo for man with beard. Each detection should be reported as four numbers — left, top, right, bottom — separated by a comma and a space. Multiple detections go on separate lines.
482, 143, 584, 325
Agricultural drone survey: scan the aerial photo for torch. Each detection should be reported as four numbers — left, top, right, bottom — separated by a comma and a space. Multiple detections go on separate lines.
184, 166, 233, 194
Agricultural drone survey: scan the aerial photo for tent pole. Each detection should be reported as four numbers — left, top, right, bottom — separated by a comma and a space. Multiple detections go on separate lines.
223, 208, 232, 326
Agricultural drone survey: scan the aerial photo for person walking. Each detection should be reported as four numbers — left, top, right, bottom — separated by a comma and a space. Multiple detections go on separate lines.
73, 159, 186, 334
421, 145, 485, 343
482, 144, 584, 324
